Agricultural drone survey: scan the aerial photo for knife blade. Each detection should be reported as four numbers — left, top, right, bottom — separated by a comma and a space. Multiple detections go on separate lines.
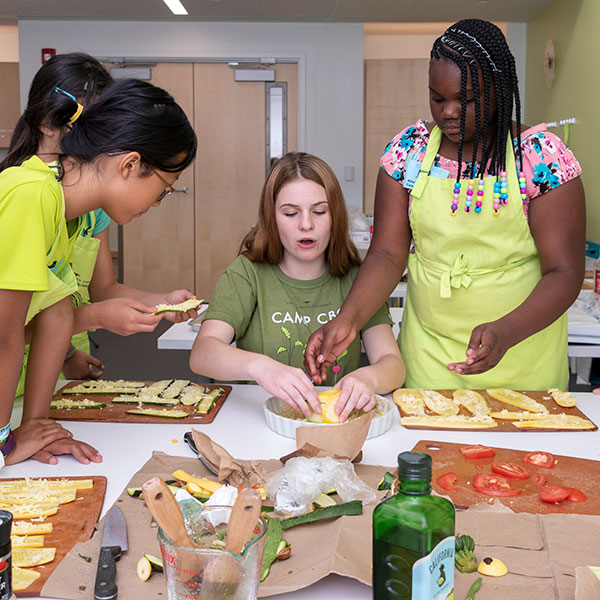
94, 506, 127, 600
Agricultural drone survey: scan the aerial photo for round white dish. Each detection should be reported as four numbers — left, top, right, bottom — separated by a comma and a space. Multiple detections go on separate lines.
263, 395, 394, 440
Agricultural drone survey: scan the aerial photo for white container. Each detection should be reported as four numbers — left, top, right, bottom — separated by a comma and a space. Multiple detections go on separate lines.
264, 395, 394, 440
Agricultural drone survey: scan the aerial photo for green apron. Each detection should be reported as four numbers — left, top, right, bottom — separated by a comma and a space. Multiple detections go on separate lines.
70, 211, 101, 354
399, 126, 568, 390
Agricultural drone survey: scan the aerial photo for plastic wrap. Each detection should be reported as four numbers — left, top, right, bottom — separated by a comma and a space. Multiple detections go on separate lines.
265, 456, 377, 516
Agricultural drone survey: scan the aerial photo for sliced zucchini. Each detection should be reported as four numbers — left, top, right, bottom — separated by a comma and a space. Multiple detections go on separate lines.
153, 298, 204, 315
144, 380, 174, 395
144, 553, 164, 573
161, 380, 192, 400
280, 501, 363, 530
50, 398, 106, 410
137, 556, 152, 581
377, 472, 397, 491
126, 408, 188, 419
67, 380, 144, 394
179, 386, 209, 406
195, 396, 216, 414
127, 487, 143, 497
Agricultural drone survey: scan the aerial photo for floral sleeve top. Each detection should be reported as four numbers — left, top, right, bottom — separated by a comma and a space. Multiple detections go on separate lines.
380, 120, 582, 219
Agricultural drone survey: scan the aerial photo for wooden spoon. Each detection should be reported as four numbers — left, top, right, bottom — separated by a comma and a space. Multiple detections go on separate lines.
142, 476, 198, 547
201, 488, 262, 599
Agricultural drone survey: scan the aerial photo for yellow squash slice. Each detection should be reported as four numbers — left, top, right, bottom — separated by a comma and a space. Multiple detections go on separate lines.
452, 390, 491, 415
0, 488, 76, 506
13, 547, 56, 567
12, 566, 41, 591
422, 391, 460, 417
12, 522, 53, 535
319, 389, 342, 424
393, 389, 426, 416
9, 504, 58, 520
486, 389, 548, 414
547, 388, 577, 408
513, 414, 595, 430
11, 535, 44, 548
0, 478, 93, 492
490, 410, 556, 421
400, 414, 498, 429
172, 470, 222, 494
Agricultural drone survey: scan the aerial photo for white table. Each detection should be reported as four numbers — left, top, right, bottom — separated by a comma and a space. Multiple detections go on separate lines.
6, 385, 600, 600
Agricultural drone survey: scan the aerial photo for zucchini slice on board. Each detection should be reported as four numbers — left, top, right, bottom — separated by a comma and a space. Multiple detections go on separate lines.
50, 398, 105, 410
126, 408, 189, 419
113, 395, 175, 406
486, 389, 548, 413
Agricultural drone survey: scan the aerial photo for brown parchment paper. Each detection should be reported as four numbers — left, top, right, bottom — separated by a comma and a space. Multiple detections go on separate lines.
43, 435, 600, 600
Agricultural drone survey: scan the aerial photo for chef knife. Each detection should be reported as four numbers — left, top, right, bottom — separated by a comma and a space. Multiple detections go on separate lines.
94, 506, 128, 600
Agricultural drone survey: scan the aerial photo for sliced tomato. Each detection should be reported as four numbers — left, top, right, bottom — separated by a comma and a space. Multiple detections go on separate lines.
473, 473, 522, 497
539, 485, 569, 503
491, 462, 530, 480
459, 445, 496, 459
437, 472, 458, 492
566, 488, 587, 502
533, 473, 547, 487
523, 451, 555, 469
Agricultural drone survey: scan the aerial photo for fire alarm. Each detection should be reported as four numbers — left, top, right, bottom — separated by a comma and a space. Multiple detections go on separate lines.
41, 48, 56, 64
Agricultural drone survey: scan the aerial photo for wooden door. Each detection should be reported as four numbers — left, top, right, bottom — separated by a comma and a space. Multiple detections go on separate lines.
364, 58, 429, 215
121, 63, 196, 293
0, 63, 20, 149
193, 62, 298, 299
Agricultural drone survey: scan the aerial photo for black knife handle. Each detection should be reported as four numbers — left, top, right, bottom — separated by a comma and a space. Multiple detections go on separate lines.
94, 545, 121, 600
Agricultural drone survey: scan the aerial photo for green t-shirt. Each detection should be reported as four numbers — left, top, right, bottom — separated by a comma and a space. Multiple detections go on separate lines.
205, 255, 392, 386
0, 156, 70, 291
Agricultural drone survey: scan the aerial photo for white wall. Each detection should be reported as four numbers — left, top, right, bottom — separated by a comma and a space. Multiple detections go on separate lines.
18, 20, 365, 207
0, 24, 18, 62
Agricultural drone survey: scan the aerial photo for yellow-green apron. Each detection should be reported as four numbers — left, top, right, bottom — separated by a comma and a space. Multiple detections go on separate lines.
70, 211, 101, 355
400, 126, 568, 390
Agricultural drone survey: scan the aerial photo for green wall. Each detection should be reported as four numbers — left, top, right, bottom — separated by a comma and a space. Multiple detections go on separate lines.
526, 0, 599, 242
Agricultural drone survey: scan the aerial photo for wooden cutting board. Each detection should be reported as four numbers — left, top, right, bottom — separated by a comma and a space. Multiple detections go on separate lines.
50, 381, 231, 424
398, 390, 597, 432
6, 475, 106, 597
412, 439, 600, 515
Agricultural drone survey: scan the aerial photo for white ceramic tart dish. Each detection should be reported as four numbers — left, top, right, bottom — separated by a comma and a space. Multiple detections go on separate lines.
264, 394, 394, 440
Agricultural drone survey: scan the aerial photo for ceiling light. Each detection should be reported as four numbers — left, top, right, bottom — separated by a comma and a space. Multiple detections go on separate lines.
162, 0, 188, 15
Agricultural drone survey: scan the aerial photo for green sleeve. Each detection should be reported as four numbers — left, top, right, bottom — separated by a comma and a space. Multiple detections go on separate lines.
203, 256, 259, 338
360, 301, 392, 334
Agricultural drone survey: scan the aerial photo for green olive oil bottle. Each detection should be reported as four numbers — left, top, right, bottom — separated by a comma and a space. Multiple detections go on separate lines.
372, 451, 455, 600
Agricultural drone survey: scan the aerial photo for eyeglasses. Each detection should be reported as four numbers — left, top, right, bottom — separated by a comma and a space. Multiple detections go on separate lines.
151, 168, 176, 202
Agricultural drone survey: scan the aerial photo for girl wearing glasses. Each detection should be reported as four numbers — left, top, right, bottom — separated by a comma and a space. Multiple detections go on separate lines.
0, 78, 197, 465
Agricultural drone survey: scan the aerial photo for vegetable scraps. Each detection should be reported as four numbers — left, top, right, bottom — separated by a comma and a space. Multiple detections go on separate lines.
455, 535, 478, 573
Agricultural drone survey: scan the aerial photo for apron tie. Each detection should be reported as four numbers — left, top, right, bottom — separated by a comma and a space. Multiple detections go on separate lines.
440, 253, 472, 298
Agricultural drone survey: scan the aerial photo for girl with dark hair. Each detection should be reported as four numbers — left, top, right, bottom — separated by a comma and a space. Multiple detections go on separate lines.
4, 53, 200, 392
306, 19, 585, 401
0, 78, 197, 465
190, 152, 404, 420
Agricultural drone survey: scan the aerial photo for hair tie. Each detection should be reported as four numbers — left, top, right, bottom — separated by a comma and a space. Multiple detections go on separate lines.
54, 86, 84, 124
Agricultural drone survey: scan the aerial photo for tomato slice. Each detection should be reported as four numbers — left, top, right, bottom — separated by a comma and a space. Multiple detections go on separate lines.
523, 451, 555, 469
533, 473, 547, 487
566, 488, 587, 502
491, 462, 530, 480
473, 473, 522, 497
459, 445, 496, 459
539, 485, 569, 503
437, 473, 458, 492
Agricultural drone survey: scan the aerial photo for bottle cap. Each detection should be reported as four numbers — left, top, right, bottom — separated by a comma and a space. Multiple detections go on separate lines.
0, 510, 12, 547
397, 451, 432, 481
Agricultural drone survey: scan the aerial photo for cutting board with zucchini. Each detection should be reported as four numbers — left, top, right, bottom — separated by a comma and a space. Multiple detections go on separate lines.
2, 475, 106, 597
412, 439, 600, 515
50, 380, 232, 424
395, 388, 597, 432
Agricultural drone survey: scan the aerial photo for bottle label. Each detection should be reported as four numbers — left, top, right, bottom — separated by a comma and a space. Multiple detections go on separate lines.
0, 550, 12, 600
411, 536, 454, 600
595, 268, 600, 294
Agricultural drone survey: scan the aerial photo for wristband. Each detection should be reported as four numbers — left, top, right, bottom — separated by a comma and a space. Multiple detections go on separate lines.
64, 345, 76, 361
0, 433, 15, 458
0, 423, 10, 445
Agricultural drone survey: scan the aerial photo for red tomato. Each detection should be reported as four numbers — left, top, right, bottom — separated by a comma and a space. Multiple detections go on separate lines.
523, 451, 555, 469
533, 473, 547, 487
459, 445, 496, 459
437, 473, 458, 492
491, 462, 530, 480
473, 473, 522, 497
539, 485, 570, 503
566, 488, 587, 502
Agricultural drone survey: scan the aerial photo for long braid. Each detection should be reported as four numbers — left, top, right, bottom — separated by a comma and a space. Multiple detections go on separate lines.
431, 19, 522, 179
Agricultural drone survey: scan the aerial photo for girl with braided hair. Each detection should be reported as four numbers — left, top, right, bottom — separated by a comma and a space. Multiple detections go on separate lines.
306, 19, 584, 407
